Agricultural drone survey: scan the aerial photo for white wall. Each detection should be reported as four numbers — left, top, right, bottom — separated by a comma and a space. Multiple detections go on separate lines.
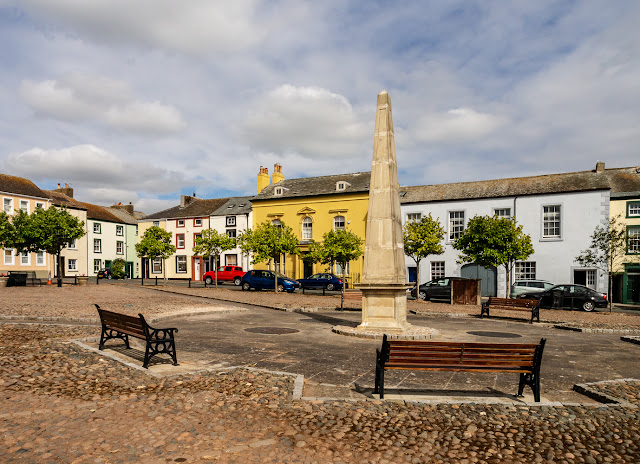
401, 190, 609, 295
210, 211, 252, 271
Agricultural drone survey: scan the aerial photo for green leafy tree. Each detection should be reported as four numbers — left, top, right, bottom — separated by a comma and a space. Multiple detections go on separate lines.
304, 228, 364, 309
403, 214, 445, 295
0, 211, 15, 250
110, 258, 126, 279
16, 207, 86, 287
135, 226, 177, 282
575, 215, 638, 311
237, 220, 300, 292
192, 228, 236, 287
453, 215, 534, 298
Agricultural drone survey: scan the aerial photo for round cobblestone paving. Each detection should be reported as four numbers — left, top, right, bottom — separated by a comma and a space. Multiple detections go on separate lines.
244, 327, 300, 334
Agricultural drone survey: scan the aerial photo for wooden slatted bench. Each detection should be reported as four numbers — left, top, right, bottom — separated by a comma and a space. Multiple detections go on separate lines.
342, 290, 362, 302
374, 335, 546, 402
481, 297, 541, 323
95, 304, 179, 368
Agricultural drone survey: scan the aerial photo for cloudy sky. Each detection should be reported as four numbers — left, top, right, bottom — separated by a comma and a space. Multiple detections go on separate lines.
1, 1, 639, 213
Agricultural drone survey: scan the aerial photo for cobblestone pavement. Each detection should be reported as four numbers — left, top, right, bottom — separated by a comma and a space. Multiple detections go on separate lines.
1, 323, 640, 463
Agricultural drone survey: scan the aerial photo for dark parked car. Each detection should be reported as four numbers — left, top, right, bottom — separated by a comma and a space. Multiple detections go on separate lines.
297, 273, 343, 291
240, 270, 300, 293
97, 269, 114, 279
519, 284, 607, 312
411, 277, 458, 301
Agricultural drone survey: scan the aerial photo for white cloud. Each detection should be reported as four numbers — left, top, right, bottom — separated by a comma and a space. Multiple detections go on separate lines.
411, 107, 506, 143
19, 72, 185, 134
5, 145, 189, 195
241, 85, 370, 159
18, 0, 279, 55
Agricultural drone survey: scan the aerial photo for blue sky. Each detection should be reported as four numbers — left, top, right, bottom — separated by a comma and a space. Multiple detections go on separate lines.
0, 1, 638, 213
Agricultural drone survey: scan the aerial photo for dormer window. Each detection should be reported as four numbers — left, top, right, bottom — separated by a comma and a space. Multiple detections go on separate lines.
336, 181, 350, 191
274, 187, 284, 196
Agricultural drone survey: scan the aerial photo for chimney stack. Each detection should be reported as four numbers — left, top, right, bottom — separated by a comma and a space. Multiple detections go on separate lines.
272, 163, 285, 185
596, 161, 605, 173
55, 182, 73, 198
258, 166, 270, 193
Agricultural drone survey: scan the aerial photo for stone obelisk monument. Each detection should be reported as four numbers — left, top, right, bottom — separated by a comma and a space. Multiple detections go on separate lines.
356, 91, 412, 332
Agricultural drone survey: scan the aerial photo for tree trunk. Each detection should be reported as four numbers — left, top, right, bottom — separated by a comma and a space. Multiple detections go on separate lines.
608, 272, 613, 312
340, 261, 345, 310
214, 258, 218, 288
505, 262, 511, 298
274, 257, 279, 293
415, 258, 421, 301
56, 252, 62, 287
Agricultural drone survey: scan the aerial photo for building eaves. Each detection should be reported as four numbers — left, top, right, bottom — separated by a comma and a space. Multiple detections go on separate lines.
400, 166, 640, 204
0, 173, 50, 200
252, 172, 371, 201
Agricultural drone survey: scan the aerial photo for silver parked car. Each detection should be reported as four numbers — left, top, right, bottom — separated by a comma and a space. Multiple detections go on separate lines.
510, 280, 554, 298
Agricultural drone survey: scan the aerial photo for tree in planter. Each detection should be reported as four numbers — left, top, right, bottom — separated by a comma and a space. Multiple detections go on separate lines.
236, 220, 300, 293
135, 226, 176, 283
15, 207, 86, 287
453, 215, 534, 298
304, 228, 363, 310
575, 215, 638, 312
403, 214, 445, 300
110, 258, 127, 279
192, 229, 236, 287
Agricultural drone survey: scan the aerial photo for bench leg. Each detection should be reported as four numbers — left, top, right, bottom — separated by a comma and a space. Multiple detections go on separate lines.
170, 340, 178, 366
379, 368, 385, 399
99, 327, 129, 350
143, 343, 152, 369
518, 372, 541, 402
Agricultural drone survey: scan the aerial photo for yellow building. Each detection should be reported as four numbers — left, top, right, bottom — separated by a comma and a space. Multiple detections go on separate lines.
611, 193, 640, 304
251, 164, 370, 288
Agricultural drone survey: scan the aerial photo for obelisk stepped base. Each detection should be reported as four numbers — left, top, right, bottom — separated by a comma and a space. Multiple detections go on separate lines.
356, 284, 411, 332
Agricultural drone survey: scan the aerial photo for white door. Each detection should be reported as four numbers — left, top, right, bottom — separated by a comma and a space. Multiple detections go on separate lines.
194, 260, 201, 281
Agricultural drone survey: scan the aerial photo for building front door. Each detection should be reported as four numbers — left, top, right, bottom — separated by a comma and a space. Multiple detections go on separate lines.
194, 259, 201, 281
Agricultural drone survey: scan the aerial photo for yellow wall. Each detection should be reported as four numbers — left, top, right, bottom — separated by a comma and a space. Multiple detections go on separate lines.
251, 193, 368, 287
611, 198, 640, 272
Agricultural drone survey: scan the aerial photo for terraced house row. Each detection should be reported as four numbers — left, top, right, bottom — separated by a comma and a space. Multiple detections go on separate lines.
1, 162, 639, 303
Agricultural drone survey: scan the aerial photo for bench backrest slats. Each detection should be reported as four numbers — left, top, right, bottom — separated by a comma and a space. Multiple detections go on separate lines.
486, 297, 539, 308
97, 308, 146, 338
388, 340, 539, 350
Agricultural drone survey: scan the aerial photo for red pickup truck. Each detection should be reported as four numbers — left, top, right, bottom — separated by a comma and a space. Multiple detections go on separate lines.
203, 266, 245, 285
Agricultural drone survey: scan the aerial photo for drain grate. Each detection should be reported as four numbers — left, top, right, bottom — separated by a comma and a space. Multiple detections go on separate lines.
466, 331, 522, 338
245, 327, 300, 335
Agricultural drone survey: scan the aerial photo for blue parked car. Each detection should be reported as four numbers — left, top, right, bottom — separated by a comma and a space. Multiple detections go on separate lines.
240, 270, 300, 293
297, 273, 343, 291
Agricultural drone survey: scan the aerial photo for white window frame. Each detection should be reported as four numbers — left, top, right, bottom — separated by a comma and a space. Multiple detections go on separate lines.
93, 222, 101, 234
431, 261, 445, 280
153, 221, 160, 227
135, 225, 138, 236
302, 217, 313, 240
67, 259, 77, 272
274, 187, 283, 196
226, 216, 236, 226
116, 225, 124, 236
176, 234, 185, 249
176, 255, 187, 273
116, 241, 124, 255
194, 218, 202, 227
177, 219, 185, 227
20, 200, 29, 214
151, 258, 163, 274
448, 211, 465, 241
226, 229, 236, 238
4, 249, 15, 265
515, 262, 536, 280
94, 259, 101, 273
36, 251, 46, 266
225, 254, 238, 266
35, 202, 45, 209
336, 181, 347, 191
334, 215, 345, 230
20, 250, 30, 265
542, 204, 562, 240
628, 202, 640, 217
94, 239, 101, 253
494, 208, 511, 218
3, 197, 13, 214
407, 213, 422, 222
68, 238, 77, 250
629, 226, 640, 254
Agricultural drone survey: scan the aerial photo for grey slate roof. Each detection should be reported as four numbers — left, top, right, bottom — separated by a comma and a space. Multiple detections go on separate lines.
400, 166, 640, 204
142, 197, 230, 221
44, 190, 86, 210
252, 172, 370, 201
79, 202, 127, 223
0, 173, 50, 199
108, 207, 139, 225
212, 196, 253, 216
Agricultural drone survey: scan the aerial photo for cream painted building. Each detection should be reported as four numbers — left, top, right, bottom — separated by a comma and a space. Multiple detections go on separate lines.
611, 191, 640, 304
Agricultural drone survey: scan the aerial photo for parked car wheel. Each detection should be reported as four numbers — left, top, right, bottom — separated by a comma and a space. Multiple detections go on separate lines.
326, 283, 335, 291
242, 282, 251, 291
205, 276, 213, 285
234, 276, 242, 286
107, 275, 112, 280
277, 283, 285, 293
419, 291, 427, 301
583, 301, 595, 312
